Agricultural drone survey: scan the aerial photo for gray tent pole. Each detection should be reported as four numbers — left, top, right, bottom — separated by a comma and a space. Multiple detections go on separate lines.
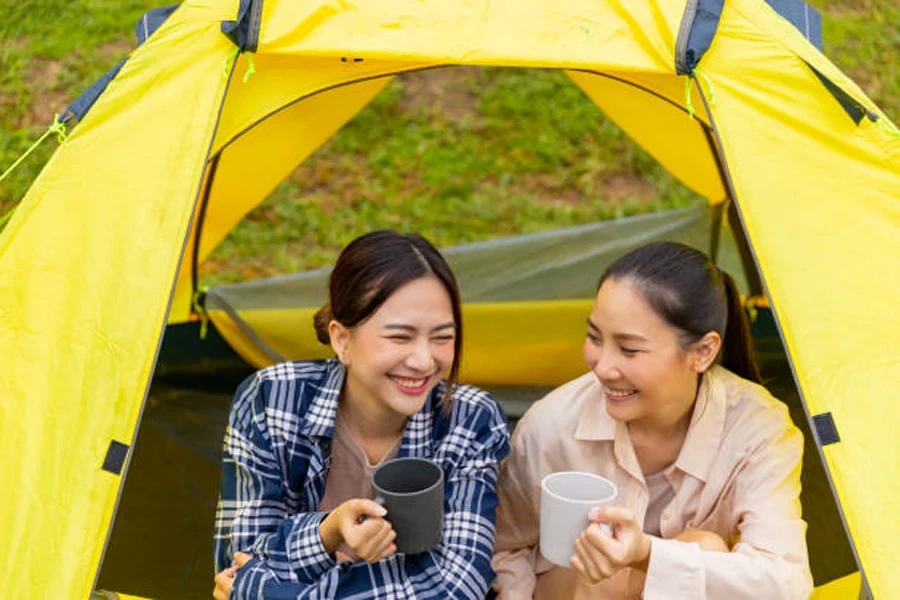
726, 200, 763, 297
709, 199, 726, 264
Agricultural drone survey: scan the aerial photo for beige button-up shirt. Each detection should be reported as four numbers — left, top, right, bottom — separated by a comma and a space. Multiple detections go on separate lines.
492, 366, 813, 599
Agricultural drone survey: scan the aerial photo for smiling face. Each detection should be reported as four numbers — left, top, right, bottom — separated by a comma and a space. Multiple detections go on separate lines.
582, 277, 719, 430
330, 276, 457, 424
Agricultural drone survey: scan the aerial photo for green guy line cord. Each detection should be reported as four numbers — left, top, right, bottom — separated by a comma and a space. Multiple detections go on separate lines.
0, 114, 68, 227
0, 114, 68, 183
685, 69, 717, 121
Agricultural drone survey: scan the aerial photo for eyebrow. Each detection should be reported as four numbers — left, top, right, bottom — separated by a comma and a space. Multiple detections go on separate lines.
586, 319, 648, 343
383, 322, 456, 334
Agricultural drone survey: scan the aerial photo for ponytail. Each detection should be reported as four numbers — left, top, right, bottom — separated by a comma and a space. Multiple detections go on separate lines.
718, 270, 762, 383
313, 304, 333, 345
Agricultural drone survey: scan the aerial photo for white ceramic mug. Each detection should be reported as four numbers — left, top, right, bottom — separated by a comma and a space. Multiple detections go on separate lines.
539, 471, 618, 567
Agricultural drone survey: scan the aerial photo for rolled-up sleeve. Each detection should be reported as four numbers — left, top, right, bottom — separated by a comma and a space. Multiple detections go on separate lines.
643, 421, 813, 599
214, 374, 335, 593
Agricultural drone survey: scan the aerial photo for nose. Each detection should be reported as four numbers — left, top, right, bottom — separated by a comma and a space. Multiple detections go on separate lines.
406, 338, 436, 373
587, 344, 620, 382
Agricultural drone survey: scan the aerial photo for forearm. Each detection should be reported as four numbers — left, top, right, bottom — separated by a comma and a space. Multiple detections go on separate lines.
642, 537, 812, 599
249, 510, 336, 584
231, 556, 334, 600
492, 547, 538, 599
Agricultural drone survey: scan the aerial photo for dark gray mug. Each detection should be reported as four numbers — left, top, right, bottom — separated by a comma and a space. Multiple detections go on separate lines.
371, 457, 444, 554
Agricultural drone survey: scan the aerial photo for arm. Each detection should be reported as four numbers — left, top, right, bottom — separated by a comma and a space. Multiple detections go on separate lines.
492, 426, 542, 599
643, 421, 814, 600
223, 386, 511, 599
214, 373, 337, 592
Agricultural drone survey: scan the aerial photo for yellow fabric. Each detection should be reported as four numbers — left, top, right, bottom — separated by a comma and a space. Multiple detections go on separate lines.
701, 2, 900, 596
258, 0, 685, 71
0, 2, 236, 597
208, 299, 596, 387
567, 70, 727, 203
170, 58, 440, 321
809, 572, 862, 600
3, 0, 898, 595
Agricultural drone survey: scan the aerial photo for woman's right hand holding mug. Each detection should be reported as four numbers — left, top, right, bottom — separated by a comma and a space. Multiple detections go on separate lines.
319, 498, 397, 562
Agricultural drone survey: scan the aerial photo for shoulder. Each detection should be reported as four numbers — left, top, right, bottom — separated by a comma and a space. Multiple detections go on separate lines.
712, 366, 802, 448
447, 383, 507, 427
433, 382, 511, 457
232, 360, 333, 421
252, 359, 331, 388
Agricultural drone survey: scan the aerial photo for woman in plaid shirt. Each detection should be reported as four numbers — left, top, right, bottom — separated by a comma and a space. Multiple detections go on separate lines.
213, 231, 510, 599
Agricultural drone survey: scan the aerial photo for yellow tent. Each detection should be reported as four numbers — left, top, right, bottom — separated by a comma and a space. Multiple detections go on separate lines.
1, 0, 897, 598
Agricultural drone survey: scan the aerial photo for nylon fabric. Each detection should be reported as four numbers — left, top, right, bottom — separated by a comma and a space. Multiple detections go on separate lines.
207, 300, 597, 387
567, 70, 725, 201
701, 1, 900, 595
2, 0, 896, 595
0, 3, 237, 598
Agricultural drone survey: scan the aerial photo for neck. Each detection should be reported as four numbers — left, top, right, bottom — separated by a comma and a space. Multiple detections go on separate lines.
340, 382, 407, 441
628, 403, 693, 442
629, 375, 700, 440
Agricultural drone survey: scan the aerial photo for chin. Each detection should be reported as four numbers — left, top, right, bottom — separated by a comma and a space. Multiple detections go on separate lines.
604, 402, 643, 423
388, 392, 431, 417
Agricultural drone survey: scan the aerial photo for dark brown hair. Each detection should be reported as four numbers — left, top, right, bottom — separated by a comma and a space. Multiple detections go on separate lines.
314, 230, 463, 408
598, 241, 761, 383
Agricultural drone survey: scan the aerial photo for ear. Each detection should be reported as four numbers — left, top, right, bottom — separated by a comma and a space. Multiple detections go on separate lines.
329, 320, 352, 365
690, 331, 722, 373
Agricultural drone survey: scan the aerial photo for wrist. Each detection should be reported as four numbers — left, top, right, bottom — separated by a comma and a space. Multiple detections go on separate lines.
319, 513, 341, 554
634, 533, 652, 572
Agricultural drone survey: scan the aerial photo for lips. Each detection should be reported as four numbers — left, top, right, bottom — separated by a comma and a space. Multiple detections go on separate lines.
389, 374, 433, 395
603, 386, 637, 402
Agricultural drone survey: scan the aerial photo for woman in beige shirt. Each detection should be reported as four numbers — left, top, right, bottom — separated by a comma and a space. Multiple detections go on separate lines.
492, 241, 813, 599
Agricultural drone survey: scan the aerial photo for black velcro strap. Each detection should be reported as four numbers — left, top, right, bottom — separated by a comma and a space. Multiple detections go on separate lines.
102, 440, 130, 475
812, 413, 841, 446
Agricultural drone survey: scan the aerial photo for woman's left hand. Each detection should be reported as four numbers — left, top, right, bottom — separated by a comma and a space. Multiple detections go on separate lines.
213, 552, 252, 599
570, 506, 652, 585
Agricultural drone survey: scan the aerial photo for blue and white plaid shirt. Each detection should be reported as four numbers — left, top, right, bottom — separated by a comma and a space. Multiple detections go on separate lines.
214, 358, 511, 599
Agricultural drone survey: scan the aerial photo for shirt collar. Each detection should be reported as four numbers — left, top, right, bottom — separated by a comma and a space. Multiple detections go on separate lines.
574, 377, 617, 442
299, 358, 437, 458
573, 367, 727, 483
673, 366, 727, 482
299, 357, 345, 438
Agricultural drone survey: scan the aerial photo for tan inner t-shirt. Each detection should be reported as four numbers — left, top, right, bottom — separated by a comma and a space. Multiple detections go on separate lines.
318, 409, 402, 561
642, 469, 676, 537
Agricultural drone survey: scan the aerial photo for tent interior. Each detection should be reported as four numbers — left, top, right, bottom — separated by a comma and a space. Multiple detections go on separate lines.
86, 66, 861, 599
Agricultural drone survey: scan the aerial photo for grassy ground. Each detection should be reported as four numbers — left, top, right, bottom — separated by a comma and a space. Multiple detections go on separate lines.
1, 1, 897, 283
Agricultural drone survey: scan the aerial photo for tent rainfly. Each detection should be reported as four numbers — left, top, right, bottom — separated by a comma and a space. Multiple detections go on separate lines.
0, 0, 898, 598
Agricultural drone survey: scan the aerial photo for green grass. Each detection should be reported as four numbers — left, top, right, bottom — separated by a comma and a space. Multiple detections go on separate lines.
1, 1, 897, 284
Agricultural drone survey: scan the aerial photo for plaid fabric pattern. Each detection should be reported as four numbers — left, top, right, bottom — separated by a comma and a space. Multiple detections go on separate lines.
214, 358, 510, 599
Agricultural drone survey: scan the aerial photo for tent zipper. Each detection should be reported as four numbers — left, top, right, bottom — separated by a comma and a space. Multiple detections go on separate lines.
246, 0, 263, 52
675, 0, 700, 75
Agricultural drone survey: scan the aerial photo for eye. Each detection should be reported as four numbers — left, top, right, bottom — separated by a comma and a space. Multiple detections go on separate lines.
621, 347, 640, 356
387, 335, 412, 342
432, 335, 455, 344
586, 332, 601, 344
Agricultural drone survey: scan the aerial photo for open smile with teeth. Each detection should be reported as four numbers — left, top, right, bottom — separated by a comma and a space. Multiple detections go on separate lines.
604, 387, 637, 400
390, 375, 433, 393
